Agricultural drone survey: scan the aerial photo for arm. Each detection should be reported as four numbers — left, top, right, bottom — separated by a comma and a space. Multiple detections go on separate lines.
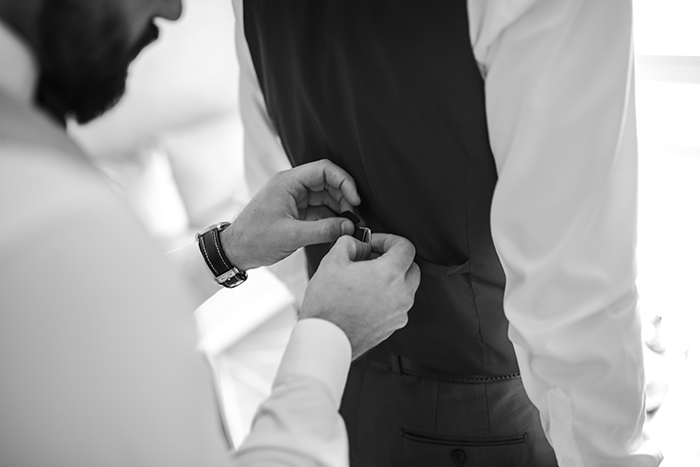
1, 153, 418, 467
232, 0, 290, 197
173, 0, 347, 305
468, 0, 661, 465
169, 158, 361, 303
232, 319, 352, 467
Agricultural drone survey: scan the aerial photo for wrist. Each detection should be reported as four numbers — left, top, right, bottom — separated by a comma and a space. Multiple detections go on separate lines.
219, 219, 258, 271
196, 222, 248, 288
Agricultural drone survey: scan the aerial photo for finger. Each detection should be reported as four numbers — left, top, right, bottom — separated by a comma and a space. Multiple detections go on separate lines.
367, 251, 381, 261
395, 313, 409, 331
303, 205, 340, 221
325, 185, 347, 207
338, 196, 355, 214
304, 185, 356, 216
291, 160, 361, 206
370, 233, 416, 271
320, 161, 361, 206
290, 218, 356, 247
307, 191, 342, 214
329, 235, 372, 262
405, 262, 421, 294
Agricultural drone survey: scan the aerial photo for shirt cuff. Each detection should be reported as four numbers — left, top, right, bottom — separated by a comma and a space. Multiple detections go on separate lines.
275, 318, 352, 407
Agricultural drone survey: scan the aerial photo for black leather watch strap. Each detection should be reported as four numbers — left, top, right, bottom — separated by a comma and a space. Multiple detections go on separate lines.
196, 222, 247, 288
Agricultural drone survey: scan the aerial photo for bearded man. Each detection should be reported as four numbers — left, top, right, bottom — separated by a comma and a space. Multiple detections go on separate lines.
0, 1, 420, 466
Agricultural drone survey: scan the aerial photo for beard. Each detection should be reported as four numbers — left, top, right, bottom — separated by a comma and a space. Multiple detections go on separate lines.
35, 1, 159, 124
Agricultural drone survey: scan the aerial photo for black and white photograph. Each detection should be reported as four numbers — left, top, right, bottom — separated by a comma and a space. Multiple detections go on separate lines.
1, 1, 697, 466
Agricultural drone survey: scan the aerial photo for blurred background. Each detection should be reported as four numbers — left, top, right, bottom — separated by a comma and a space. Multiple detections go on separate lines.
634, 1, 700, 465
67, 0, 700, 462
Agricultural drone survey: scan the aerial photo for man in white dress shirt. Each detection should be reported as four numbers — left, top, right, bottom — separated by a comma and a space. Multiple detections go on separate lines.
0, 1, 419, 466
233, 1, 663, 466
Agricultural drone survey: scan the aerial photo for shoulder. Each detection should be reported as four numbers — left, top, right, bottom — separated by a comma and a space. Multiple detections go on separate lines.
0, 146, 224, 467
0, 144, 124, 240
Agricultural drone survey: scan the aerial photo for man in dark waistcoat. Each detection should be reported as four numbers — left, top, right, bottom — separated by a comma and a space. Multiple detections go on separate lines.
232, 1, 661, 466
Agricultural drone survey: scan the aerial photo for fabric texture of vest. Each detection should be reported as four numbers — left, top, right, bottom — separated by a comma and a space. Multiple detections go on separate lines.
244, 0, 517, 376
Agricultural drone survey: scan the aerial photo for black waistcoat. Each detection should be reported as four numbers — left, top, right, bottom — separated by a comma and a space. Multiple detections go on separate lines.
244, 0, 517, 376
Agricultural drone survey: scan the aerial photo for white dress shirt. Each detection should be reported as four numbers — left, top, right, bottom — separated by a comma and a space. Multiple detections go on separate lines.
0, 18, 351, 467
232, 1, 662, 465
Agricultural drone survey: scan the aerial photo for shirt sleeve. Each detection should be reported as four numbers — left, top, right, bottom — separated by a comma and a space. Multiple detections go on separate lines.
232, 318, 352, 467
232, 0, 291, 197
167, 241, 222, 305
166, 0, 300, 325
467, 1, 662, 466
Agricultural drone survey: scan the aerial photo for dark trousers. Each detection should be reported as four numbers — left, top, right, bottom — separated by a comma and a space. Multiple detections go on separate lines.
340, 354, 558, 467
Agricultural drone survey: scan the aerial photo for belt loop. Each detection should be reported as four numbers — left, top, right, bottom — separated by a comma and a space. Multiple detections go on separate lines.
390, 354, 403, 373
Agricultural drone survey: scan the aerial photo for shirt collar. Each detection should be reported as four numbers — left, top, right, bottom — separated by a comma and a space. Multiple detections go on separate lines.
0, 18, 39, 104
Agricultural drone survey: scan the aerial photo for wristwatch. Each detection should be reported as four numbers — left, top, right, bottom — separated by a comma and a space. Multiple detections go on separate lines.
195, 221, 248, 288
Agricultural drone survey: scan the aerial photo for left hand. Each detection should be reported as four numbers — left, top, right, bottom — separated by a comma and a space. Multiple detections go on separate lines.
221, 159, 361, 270
300, 233, 420, 359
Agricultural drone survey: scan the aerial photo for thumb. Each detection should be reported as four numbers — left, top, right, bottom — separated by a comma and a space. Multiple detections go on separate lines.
328, 235, 372, 262
295, 217, 355, 246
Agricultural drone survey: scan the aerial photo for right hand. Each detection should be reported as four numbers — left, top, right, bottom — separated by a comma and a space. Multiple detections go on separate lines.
299, 233, 421, 360
222, 160, 361, 271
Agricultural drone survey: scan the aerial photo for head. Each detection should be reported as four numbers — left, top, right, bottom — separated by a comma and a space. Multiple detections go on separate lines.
1, 0, 182, 123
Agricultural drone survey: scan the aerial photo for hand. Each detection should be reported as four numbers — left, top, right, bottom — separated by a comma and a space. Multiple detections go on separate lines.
300, 233, 421, 360
221, 160, 361, 270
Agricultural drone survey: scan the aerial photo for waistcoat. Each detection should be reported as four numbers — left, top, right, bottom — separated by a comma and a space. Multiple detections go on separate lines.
244, 0, 517, 376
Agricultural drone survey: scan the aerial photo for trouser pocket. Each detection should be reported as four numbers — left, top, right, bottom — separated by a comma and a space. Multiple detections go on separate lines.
402, 429, 527, 446
401, 428, 527, 467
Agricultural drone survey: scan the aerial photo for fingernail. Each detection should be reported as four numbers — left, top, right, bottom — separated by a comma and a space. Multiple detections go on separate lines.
342, 220, 355, 235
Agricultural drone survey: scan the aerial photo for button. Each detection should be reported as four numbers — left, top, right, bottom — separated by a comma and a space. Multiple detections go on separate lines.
451, 449, 466, 466
561, 457, 575, 467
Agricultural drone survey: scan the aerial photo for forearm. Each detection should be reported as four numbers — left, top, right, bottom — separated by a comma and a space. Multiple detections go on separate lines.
233, 319, 351, 467
471, 0, 661, 464
233, 378, 348, 467
166, 221, 259, 306
233, 0, 292, 197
